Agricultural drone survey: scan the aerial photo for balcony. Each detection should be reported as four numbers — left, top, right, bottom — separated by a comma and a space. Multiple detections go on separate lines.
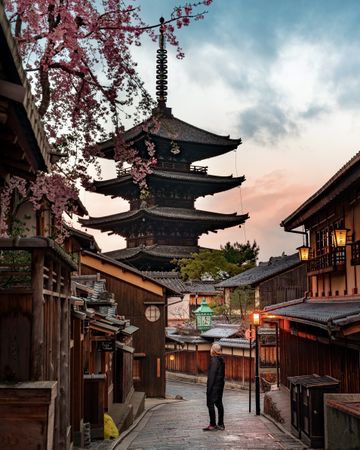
307, 248, 346, 275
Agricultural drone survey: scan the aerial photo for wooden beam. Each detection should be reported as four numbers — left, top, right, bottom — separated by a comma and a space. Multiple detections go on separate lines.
342, 323, 360, 336
0, 79, 26, 103
31, 248, 45, 380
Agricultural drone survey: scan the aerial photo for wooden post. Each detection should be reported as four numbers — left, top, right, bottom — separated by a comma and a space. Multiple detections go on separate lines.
276, 322, 280, 388
31, 249, 45, 380
60, 265, 71, 450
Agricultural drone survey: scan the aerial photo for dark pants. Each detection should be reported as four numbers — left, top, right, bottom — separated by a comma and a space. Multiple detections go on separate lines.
207, 396, 224, 426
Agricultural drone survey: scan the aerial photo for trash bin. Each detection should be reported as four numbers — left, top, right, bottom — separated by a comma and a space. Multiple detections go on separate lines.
288, 374, 339, 448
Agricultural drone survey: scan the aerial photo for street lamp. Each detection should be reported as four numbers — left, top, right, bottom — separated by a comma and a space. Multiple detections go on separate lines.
252, 312, 261, 416
297, 245, 311, 261
194, 298, 213, 332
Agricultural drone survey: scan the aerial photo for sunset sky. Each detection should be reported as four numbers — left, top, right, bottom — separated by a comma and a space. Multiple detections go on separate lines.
77, 0, 360, 262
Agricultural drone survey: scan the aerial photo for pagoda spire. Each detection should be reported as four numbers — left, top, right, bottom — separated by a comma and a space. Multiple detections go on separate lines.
156, 17, 168, 109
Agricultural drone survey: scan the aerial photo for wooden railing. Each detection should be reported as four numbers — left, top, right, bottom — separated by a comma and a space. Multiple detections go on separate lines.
307, 248, 346, 274
117, 163, 208, 176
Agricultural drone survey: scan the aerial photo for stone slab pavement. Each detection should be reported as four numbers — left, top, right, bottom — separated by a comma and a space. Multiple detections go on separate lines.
111, 380, 307, 450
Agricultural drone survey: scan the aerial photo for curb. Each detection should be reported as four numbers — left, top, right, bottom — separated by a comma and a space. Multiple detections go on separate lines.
261, 412, 306, 449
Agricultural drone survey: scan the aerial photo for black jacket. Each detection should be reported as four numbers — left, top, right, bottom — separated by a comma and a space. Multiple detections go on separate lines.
206, 356, 225, 401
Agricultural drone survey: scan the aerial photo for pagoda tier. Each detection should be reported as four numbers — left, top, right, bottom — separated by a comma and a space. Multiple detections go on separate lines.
104, 245, 199, 271
98, 106, 241, 165
80, 24, 249, 271
80, 207, 248, 248
92, 169, 245, 207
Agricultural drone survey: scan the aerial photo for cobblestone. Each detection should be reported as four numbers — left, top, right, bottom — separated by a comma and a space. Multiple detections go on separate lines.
115, 381, 306, 450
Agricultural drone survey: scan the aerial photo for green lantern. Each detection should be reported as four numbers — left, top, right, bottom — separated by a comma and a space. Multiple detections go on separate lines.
194, 299, 213, 331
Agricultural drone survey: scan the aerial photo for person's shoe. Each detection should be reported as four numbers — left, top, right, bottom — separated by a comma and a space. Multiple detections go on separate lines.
203, 425, 217, 431
217, 424, 225, 431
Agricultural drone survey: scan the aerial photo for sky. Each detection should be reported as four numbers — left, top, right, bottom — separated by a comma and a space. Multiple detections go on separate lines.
77, 0, 360, 262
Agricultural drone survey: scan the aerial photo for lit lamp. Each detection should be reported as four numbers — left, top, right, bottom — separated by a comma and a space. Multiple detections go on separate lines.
334, 228, 348, 247
194, 298, 213, 332
169, 354, 175, 362
297, 245, 310, 261
252, 311, 261, 416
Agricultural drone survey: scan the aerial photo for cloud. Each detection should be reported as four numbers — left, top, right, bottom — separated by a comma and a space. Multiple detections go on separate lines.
238, 103, 298, 143
197, 170, 317, 259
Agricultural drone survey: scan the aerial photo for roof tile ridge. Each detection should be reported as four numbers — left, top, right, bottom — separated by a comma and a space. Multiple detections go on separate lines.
167, 114, 241, 143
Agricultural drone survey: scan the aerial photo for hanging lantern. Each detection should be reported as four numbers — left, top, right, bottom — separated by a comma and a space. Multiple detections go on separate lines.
194, 299, 213, 332
297, 245, 310, 261
334, 229, 348, 247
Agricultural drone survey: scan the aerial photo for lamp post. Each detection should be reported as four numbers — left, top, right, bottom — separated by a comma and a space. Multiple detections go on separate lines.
253, 312, 261, 416
194, 298, 213, 332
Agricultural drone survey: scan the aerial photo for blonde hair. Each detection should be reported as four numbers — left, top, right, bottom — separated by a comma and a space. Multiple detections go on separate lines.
211, 343, 222, 356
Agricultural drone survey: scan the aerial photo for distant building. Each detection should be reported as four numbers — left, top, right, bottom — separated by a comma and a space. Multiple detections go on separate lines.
217, 253, 307, 309
143, 271, 224, 326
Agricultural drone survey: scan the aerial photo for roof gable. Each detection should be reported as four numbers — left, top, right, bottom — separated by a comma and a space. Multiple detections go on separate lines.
217, 253, 301, 288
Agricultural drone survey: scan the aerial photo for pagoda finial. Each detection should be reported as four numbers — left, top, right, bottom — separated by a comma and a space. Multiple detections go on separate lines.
156, 17, 168, 109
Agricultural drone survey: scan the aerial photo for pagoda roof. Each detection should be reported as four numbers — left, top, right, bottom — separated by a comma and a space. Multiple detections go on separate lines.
98, 107, 241, 163
80, 207, 249, 233
104, 245, 200, 270
93, 170, 245, 198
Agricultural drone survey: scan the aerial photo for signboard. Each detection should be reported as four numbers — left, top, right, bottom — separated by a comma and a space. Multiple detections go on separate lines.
245, 328, 255, 341
97, 340, 115, 352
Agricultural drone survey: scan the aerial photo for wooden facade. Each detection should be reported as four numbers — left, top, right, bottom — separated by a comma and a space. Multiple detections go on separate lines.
279, 327, 360, 393
265, 150, 360, 396
0, 239, 76, 449
165, 339, 256, 385
80, 251, 173, 397
258, 264, 307, 308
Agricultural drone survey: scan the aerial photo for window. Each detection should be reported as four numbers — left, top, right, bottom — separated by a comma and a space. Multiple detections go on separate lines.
145, 305, 161, 322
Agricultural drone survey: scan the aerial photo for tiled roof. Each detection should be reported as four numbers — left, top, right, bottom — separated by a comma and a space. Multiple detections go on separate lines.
217, 253, 301, 288
166, 334, 208, 345
81, 207, 248, 227
81, 250, 181, 295
184, 280, 221, 295
99, 112, 241, 148
216, 338, 255, 349
142, 272, 223, 295
93, 171, 244, 192
105, 245, 199, 261
264, 298, 360, 326
201, 325, 241, 339
143, 271, 187, 293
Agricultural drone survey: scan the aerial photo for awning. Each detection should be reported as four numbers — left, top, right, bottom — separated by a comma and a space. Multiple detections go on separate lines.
263, 297, 360, 335
122, 325, 139, 335
90, 320, 119, 334
116, 341, 135, 353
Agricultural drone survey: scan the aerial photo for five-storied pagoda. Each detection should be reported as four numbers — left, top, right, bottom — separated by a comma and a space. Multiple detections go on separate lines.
81, 19, 248, 270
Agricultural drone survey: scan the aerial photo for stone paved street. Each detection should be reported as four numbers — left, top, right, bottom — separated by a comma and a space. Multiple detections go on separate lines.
115, 381, 306, 450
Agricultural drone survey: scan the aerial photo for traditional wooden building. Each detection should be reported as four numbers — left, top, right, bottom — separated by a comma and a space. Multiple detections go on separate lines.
0, 5, 79, 449
217, 253, 307, 309
264, 151, 360, 393
79, 250, 180, 397
165, 332, 255, 385
80, 26, 248, 270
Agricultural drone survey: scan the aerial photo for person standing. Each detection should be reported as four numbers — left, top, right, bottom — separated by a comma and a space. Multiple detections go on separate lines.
203, 343, 225, 431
